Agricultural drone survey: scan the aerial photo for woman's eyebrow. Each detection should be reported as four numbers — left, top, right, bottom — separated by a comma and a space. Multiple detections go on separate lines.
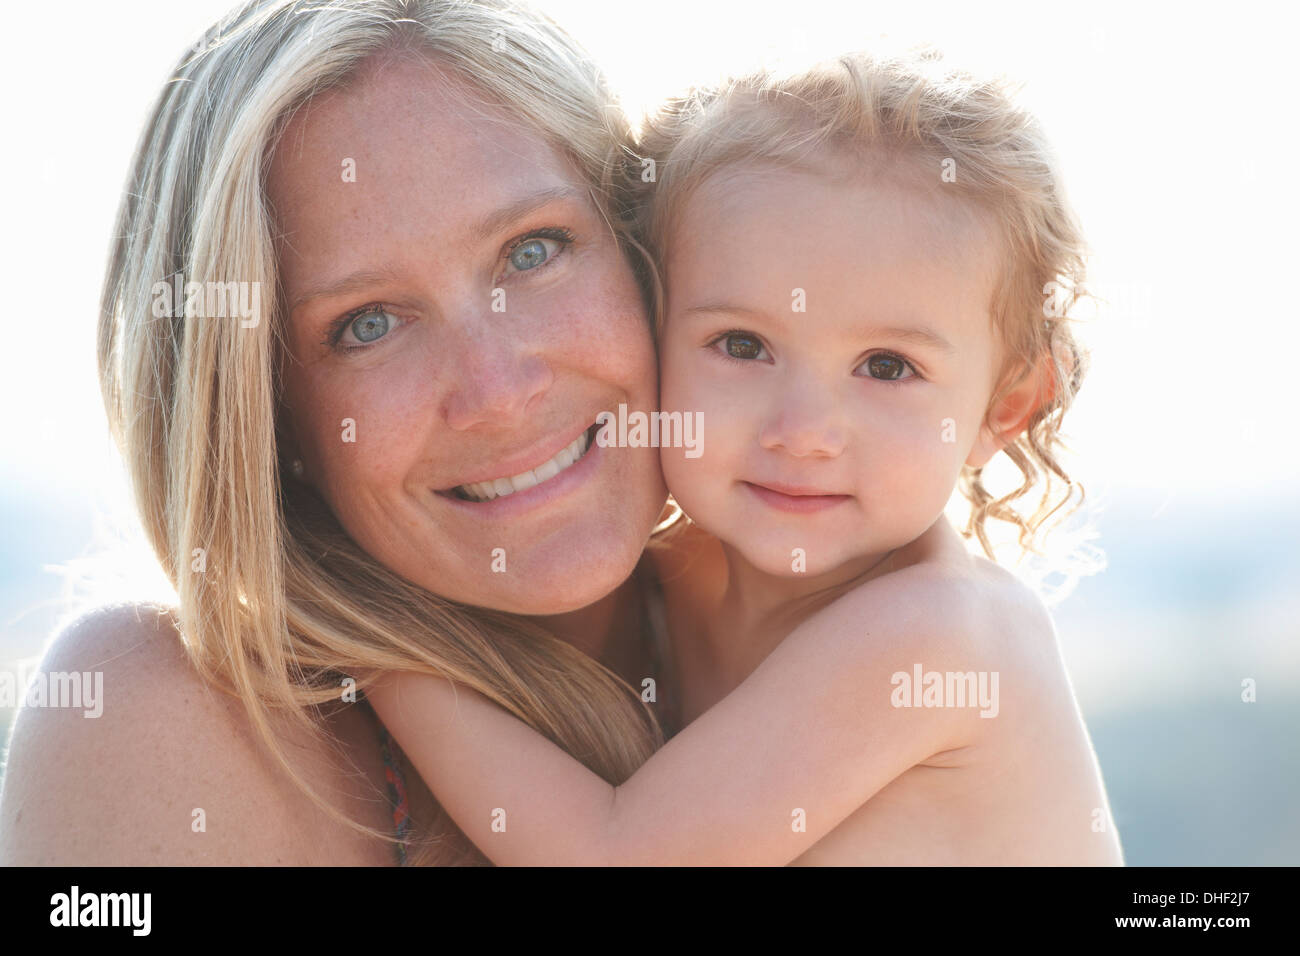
471, 184, 586, 242
289, 186, 587, 313
290, 267, 402, 313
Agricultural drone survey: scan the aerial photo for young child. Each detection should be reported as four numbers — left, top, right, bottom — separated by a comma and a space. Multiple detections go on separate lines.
367, 49, 1123, 866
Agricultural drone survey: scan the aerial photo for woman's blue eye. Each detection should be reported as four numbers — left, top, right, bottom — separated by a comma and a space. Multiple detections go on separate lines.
509, 237, 554, 272
499, 228, 574, 279
864, 353, 914, 381
349, 308, 392, 343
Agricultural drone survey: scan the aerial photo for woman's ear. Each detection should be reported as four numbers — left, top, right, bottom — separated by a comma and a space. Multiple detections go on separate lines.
966, 356, 1057, 470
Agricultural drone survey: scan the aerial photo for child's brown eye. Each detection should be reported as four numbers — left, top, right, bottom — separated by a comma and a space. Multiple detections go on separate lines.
865, 353, 914, 381
722, 332, 765, 361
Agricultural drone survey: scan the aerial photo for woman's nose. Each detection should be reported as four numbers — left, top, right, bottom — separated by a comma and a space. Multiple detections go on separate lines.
440, 318, 554, 431
757, 384, 847, 458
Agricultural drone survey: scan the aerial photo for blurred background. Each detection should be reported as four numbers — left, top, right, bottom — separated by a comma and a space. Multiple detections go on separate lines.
1, 0, 1296, 864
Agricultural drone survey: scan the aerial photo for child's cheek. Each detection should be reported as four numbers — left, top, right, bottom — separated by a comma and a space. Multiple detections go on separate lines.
657, 338, 740, 531
657, 329, 711, 441
918, 408, 978, 519
658, 342, 704, 489
856, 405, 958, 520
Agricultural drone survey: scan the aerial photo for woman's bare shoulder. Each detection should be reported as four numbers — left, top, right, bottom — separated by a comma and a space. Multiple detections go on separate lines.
0, 602, 392, 865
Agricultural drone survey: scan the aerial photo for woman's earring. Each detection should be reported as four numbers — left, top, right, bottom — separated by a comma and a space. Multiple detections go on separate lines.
290, 458, 305, 479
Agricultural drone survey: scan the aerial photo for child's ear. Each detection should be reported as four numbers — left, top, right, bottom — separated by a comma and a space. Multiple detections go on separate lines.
966, 357, 1056, 470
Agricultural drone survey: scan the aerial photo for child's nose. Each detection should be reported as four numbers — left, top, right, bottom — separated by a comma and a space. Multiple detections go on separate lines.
757, 392, 847, 458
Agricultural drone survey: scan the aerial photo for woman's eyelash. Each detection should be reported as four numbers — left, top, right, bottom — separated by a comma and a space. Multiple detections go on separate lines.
501, 226, 576, 278
320, 227, 578, 354
505, 226, 575, 253
323, 302, 393, 351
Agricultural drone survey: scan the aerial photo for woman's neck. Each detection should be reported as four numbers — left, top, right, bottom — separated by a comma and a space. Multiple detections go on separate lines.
532, 569, 645, 681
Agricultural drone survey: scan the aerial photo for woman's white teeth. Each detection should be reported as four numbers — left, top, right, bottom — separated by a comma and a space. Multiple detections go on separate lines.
456, 429, 590, 502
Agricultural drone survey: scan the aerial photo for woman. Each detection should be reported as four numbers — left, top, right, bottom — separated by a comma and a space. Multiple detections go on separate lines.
0, 0, 709, 865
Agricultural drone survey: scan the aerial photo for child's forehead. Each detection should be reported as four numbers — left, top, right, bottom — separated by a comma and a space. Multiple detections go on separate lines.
668, 151, 1000, 276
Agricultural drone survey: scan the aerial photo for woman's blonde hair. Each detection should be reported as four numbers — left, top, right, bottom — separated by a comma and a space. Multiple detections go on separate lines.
99, 0, 669, 865
631, 48, 1092, 564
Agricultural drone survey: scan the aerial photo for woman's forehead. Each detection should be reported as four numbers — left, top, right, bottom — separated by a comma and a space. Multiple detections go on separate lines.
269, 55, 569, 206
265, 54, 586, 295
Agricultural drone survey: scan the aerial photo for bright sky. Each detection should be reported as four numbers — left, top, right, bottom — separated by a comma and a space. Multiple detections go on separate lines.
1, 0, 1296, 515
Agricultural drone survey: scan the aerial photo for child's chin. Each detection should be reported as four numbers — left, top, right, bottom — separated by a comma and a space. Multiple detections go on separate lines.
732, 541, 819, 577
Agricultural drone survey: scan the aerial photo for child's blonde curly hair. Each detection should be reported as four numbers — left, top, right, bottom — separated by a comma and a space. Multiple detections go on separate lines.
623, 46, 1092, 565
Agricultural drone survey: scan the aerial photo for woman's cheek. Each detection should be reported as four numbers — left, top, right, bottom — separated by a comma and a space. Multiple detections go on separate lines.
306, 367, 426, 492
559, 245, 656, 382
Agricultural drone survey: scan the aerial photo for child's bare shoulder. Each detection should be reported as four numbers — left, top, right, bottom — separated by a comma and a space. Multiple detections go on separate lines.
889, 551, 1081, 746
831, 538, 1065, 728
882, 550, 1059, 668
877, 516, 1052, 638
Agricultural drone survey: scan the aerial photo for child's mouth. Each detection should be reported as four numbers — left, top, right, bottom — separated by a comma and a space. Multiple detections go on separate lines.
742, 480, 852, 514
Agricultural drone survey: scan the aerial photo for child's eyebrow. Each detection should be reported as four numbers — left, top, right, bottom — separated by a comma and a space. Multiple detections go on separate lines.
683, 303, 957, 355
863, 325, 956, 355
683, 303, 767, 322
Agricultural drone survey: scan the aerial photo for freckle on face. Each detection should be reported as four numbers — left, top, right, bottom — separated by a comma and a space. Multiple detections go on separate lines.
268, 54, 667, 614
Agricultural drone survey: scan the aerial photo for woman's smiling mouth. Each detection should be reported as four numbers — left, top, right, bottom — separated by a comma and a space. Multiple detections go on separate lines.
439, 421, 601, 503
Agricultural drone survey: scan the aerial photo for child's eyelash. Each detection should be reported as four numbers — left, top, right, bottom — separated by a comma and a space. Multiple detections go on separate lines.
866, 352, 924, 386
706, 329, 765, 365
706, 331, 923, 385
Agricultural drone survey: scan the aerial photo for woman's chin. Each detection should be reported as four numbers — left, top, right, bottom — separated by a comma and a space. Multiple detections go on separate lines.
494, 533, 643, 615
467, 574, 625, 618
399, 519, 639, 617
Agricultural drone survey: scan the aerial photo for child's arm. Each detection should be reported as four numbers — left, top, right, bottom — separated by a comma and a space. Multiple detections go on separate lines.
368, 567, 995, 865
